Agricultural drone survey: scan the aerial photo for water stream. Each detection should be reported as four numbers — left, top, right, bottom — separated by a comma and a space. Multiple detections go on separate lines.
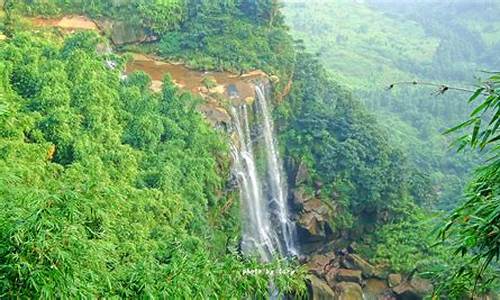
231, 83, 297, 262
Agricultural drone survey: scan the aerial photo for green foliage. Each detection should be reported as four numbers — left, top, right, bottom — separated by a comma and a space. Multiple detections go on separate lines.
0, 31, 305, 298
439, 73, 500, 295
14, 0, 295, 80
277, 52, 416, 231
157, 0, 295, 83
359, 206, 499, 298
359, 206, 444, 273
283, 0, 500, 210
14, 0, 186, 35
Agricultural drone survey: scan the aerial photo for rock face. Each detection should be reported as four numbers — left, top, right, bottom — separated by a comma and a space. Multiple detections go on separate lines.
336, 282, 364, 300
295, 188, 333, 238
308, 275, 337, 300
97, 20, 156, 45
295, 160, 310, 185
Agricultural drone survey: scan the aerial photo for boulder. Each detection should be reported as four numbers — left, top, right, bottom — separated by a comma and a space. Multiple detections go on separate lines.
364, 279, 389, 299
388, 274, 402, 288
345, 254, 376, 278
336, 282, 364, 300
307, 254, 335, 278
308, 275, 337, 300
392, 282, 420, 300
299, 211, 324, 236
335, 269, 362, 284
392, 276, 433, 300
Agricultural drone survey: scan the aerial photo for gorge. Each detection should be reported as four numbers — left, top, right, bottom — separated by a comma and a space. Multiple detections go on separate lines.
1, 1, 499, 299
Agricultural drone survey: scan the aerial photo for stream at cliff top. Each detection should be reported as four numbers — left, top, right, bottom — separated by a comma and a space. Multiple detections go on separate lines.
231, 83, 297, 262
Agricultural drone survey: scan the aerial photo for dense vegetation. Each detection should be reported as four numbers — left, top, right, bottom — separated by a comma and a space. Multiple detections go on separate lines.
276, 51, 499, 297
283, 0, 500, 210
13, 0, 295, 87
0, 29, 305, 297
280, 2, 500, 294
2, 0, 498, 297
277, 52, 425, 231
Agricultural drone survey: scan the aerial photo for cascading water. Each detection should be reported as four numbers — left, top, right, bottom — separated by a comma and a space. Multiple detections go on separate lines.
231, 105, 278, 262
230, 82, 297, 262
255, 85, 298, 257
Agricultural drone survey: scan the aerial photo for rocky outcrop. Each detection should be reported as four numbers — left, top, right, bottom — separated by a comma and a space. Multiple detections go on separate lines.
306, 253, 335, 278
97, 20, 157, 45
308, 275, 337, 300
392, 276, 433, 300
295, 160, 310, 186
295, 188, 333, 238
303, 247, 437, 300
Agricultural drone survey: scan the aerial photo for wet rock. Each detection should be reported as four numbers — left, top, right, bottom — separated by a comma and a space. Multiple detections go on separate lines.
308, 275, 337, 300
336, 282, 364, 300
227, 84, 239, 99
335, 269, 362, 284
392, 276, 433, 300
306, 253, 335, 278
388, 274, 402, 288
345, 254, 377, 278
364, 279, 389, 299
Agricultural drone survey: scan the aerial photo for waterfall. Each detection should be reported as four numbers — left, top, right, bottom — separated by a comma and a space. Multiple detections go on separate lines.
230, 83, 297, 261
255, 85, 298, 257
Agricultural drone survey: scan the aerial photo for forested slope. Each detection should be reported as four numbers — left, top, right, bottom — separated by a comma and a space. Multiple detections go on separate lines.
283, 0, 500, 210
0, 29, 305, 297
1, 0, 498, 298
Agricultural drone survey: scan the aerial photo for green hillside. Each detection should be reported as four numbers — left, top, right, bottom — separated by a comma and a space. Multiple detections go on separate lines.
283, 0, 500, 210
283, 0, 438, 89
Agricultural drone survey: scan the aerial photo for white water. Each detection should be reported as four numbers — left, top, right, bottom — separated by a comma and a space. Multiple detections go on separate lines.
255, 85, 298, 257
230, 83, 297, 261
